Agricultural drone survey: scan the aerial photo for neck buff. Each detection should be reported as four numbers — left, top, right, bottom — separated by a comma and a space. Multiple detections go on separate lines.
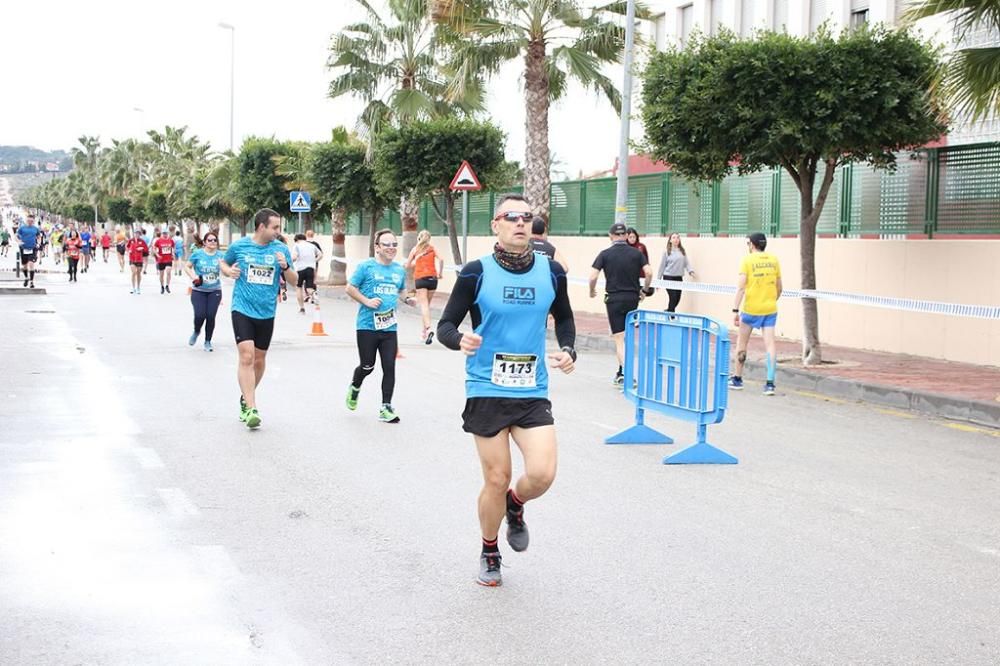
493, 242, 534, 271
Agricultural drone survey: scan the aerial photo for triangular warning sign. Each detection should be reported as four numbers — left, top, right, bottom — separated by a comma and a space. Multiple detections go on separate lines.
449, 160, 482, 191
291, 192, 309, 209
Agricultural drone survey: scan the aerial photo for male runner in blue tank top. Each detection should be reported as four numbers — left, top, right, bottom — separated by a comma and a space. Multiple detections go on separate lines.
437, 193, 577, 587
219, 208, 297, 430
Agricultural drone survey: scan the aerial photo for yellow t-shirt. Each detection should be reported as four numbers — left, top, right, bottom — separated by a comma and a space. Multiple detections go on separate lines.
739, 251, 781, 315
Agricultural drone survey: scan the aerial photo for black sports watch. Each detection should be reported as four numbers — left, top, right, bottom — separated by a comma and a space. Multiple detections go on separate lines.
561, 346, 577, 362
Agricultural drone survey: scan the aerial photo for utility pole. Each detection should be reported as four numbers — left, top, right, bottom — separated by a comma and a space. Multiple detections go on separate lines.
614, 0, 637, 227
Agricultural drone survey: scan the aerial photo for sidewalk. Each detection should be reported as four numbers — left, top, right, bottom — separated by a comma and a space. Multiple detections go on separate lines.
320, 285, 1000, 429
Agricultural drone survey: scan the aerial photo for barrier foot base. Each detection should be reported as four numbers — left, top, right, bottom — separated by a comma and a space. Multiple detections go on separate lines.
663, 442, 738, 464
605, 425, 673, 445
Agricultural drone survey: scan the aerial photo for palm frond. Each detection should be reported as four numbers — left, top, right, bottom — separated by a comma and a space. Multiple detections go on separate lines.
901, 0, 1000, 36
941, 45, 1000, 121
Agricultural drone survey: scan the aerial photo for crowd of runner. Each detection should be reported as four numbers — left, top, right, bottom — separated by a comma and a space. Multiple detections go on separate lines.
3, 196, 782, 587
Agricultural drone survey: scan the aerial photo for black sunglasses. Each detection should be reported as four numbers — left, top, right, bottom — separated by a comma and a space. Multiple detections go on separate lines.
495, 211, 533, 222
205, 237, 218, 242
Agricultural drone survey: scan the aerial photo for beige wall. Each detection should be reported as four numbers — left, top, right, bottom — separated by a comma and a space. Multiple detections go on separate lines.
322, 234, 1000, 367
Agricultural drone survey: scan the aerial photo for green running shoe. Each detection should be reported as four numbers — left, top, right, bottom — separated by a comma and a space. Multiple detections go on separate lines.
378, 403, 400, 423
239, 396, 248, 421
244, 408, 261, 429
346, 384, 360, 411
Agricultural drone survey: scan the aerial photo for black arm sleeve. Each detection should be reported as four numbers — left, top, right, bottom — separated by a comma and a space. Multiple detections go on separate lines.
437, 261, 483, 350
549, 263, 576, 350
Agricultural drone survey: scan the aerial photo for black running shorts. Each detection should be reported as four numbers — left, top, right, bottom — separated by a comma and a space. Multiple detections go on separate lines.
415, 276, 438, 291
604, 293, 640, 334
461, 397, 554, 438
20, 250, 36, 265
296, 267, 316, 290
232, 310, 275, 350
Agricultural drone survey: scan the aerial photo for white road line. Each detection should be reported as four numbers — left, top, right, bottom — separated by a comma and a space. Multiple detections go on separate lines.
591, 422, 619, 431
133, 447, 165, 470
156, 488, 201, 517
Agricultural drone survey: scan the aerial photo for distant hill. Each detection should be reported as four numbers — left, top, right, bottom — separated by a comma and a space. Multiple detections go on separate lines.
0, 145, 73, 173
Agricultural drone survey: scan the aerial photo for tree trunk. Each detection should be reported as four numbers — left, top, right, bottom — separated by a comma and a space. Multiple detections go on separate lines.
523, 40, 551, 219
444, 193, 462, 265
796, 157, 838, 366
401, 194, 419, 291
328, 208, 347, 285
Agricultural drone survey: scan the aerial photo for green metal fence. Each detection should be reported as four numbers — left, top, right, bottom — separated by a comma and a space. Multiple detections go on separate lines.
343, 142, 1000, 238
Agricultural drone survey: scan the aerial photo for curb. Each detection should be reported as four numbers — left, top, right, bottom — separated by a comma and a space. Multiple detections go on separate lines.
319, 287, 1000, 430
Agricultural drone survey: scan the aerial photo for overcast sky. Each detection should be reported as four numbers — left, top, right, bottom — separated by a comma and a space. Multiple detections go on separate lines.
2, 0, 636, 177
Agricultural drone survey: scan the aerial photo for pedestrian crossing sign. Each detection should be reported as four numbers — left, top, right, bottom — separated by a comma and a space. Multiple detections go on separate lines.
290, 191, 311, 213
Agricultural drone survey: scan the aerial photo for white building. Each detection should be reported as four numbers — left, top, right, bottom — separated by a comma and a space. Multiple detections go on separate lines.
648, 0, 1000, 143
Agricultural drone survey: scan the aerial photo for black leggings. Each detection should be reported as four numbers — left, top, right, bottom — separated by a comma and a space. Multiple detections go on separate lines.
67, 258, 79, 279
191, 289, 223, 341
352, 330, 398, 404
664, 275, 683, 312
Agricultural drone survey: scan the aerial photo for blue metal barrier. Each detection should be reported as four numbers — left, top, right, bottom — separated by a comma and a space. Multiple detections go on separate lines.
605, 310, 737, 464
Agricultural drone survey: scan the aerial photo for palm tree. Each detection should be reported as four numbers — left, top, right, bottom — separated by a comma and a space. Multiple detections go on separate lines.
903, 0, 1000, 122
71, 135, 105, 226
438, 0, 633, 218
328, 0, 483, 140
328, 0, 486, 265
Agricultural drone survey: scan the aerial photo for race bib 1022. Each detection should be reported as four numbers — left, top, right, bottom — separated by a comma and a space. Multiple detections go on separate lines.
247, 264, 275, 285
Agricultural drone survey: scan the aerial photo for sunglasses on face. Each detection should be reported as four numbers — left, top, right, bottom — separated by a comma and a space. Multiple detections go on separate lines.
205, 238, 218, 242
380, 242, 398, 248
494, 211, 533, 223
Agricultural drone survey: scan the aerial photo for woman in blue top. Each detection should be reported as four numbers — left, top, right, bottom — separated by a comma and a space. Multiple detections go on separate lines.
344, 229, 416, 424
183, 231, 223, 352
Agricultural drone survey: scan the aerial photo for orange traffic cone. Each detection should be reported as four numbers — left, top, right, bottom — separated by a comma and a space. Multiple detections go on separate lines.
308, 302, 328, 336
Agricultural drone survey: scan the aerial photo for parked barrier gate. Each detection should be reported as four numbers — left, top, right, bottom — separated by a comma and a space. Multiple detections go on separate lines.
606, 311, 737, 464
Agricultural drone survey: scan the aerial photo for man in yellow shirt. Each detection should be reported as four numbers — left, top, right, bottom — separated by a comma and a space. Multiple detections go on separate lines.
731, 232, 782, 395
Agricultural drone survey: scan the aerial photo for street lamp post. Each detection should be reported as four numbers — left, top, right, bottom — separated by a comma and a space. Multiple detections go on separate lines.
614, 0, 637, 227
218, 22, 235, 152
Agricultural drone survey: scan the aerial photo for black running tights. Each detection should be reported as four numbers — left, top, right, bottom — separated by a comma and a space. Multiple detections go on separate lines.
67, 258, 79, 279
352, 330, 398, 404
191, 289, 223, 341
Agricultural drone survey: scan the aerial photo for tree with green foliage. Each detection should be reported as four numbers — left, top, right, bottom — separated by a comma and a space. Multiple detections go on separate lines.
310, 136, 388, 283
903, 0, 1000, 123
106, 197, 135, 227
145, 190, 169, 227
437, 0, 635, 219
236, 137, 295, 220
71, 135, 105, 226
641, 27, 946, 364
374, 117, 506, 263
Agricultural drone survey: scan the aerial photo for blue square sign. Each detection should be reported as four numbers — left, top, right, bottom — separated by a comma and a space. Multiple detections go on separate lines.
290, 191, 311, 212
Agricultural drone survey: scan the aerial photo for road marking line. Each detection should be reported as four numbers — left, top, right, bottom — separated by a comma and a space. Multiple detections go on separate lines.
874, 408, 917, 419
157, 488, 200, 517
133, 447, 165, 469
591, 422, 618, 431
793, 390, 849, 405
978, 547, 999, 558
943, 422, 1000, 437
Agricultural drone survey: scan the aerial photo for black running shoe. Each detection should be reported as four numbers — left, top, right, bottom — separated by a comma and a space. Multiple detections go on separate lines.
477, 553, 502, 586
506, 509, 529, 552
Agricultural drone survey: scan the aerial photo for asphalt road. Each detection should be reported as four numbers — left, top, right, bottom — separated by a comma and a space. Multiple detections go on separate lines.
1, 256, 998, 665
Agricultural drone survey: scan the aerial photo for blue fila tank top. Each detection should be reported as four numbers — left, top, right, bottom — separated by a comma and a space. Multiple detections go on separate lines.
466, 255, 556, 399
